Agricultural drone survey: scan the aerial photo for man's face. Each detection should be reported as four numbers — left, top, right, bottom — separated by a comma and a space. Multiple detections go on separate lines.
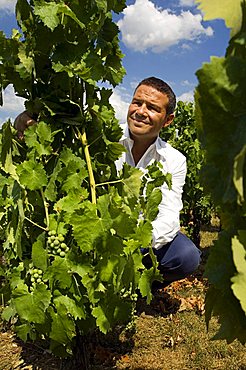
127, 84, 174, 142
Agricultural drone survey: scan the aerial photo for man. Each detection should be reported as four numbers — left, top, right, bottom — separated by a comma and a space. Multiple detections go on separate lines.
115, 77, 201, 286
14, 76, 201, 286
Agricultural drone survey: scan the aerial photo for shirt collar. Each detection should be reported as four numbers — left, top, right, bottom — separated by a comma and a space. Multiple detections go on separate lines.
121, 123, 167, 155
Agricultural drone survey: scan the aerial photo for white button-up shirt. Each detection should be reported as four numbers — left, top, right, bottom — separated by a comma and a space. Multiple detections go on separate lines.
115, 124, 187, 249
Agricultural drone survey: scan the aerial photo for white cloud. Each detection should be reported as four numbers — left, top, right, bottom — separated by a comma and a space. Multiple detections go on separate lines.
0, 0, 16, 13
179, 0, 195, 6
177, 90, 194, 102
109, 88, 131, 124
0, 85, 25, 126
181, 43, 192, 50
181, 79, 195, 87
117, 0, 213, 53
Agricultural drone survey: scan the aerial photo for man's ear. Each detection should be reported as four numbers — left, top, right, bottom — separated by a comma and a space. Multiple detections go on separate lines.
162, 113, 175, 128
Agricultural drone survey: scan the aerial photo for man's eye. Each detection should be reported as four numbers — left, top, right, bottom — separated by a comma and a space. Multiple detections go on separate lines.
133, 101, 141, 106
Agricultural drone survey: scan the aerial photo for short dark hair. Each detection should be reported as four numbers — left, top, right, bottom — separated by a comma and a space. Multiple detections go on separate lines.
135, 76, 176, 115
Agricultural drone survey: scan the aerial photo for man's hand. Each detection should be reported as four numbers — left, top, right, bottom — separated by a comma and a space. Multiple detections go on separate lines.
14, 111, 36, 139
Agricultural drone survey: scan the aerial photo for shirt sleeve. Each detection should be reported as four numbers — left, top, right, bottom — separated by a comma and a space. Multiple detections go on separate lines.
151, 154, 187, 249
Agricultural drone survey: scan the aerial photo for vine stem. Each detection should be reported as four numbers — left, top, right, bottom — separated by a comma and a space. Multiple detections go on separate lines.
95, 179, 122, 187
41, 189, 49, 230
77, 128, 97, 204
24, 217, 48, 231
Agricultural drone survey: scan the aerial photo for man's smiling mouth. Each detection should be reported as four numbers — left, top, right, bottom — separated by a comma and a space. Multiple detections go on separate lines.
131, 116, 149, 125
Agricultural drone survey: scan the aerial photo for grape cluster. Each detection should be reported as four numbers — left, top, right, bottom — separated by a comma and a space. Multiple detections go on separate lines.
29, 267, 44, 291
120, 287, 138, 302
47, 230, 69, 257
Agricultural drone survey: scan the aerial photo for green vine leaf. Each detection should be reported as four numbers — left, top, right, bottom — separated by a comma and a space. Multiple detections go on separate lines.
12, 283, 51, 324
233, 145, 246, 204
91, 296, 132, 334
44, 257, 72, 290
54, 189, 89, 216
53, 295, 86, 321
134, 221, 153, 248
122, 165, 142, 200
17, 44, 34, 75
34, 1, 85, 32
15, 323, 35, 342
70, 202, 104, 253
49, 305, 76, 346
145, 188, 162, 222
138, 267, 162, 304
231, 232, 246, 313
32, 232, 48, 271
195, 0, 243, 36
92, 305, 111, 334
97, 255, 119, 282
16, 159, 48, 190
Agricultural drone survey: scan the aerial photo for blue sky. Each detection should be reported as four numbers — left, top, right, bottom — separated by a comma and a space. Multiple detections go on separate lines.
0, 0, 230, 124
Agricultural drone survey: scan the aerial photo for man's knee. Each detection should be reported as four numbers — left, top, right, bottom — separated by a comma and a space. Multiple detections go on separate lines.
159, 233, 201, 281
177, 241, 201, 275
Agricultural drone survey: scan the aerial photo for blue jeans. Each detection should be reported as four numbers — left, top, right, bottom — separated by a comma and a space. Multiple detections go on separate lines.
141, 232, 201, 284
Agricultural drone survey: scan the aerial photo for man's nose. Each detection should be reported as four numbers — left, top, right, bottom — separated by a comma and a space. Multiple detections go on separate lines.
136, 103, 147, 115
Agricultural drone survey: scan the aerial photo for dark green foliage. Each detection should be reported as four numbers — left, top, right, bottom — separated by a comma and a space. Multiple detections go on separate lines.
195, 2, 246, 344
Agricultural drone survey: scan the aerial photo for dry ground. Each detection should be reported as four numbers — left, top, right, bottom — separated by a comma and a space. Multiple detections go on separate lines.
1, 227, 246, 370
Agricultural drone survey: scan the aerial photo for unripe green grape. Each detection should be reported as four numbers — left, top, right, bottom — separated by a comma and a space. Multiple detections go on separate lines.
50, 242, 54, 248
30, 269, 35, 275
57, 248, 61, 254
33, 269, 38, 274
38, 269, 42, 275
53, 239, 60, 246
60, 251, 66, 257
54, 244, 59, 250
61, 243, 67, 250
31, 277, 35, 283
50, 235, 56, 241
58, 235, 64, 242
34, 273, 39, 279
48, 230, 56, 236
36, 278, 42, 284
65, 247, 69, 253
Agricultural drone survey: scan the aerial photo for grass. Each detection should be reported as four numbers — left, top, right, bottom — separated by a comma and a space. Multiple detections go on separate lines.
0, 226, 246, 370
115, 314, 246, 370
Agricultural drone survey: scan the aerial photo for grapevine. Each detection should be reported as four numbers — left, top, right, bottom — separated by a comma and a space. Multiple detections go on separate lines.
0, 0, 169, 360
195, 0, 246, 343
